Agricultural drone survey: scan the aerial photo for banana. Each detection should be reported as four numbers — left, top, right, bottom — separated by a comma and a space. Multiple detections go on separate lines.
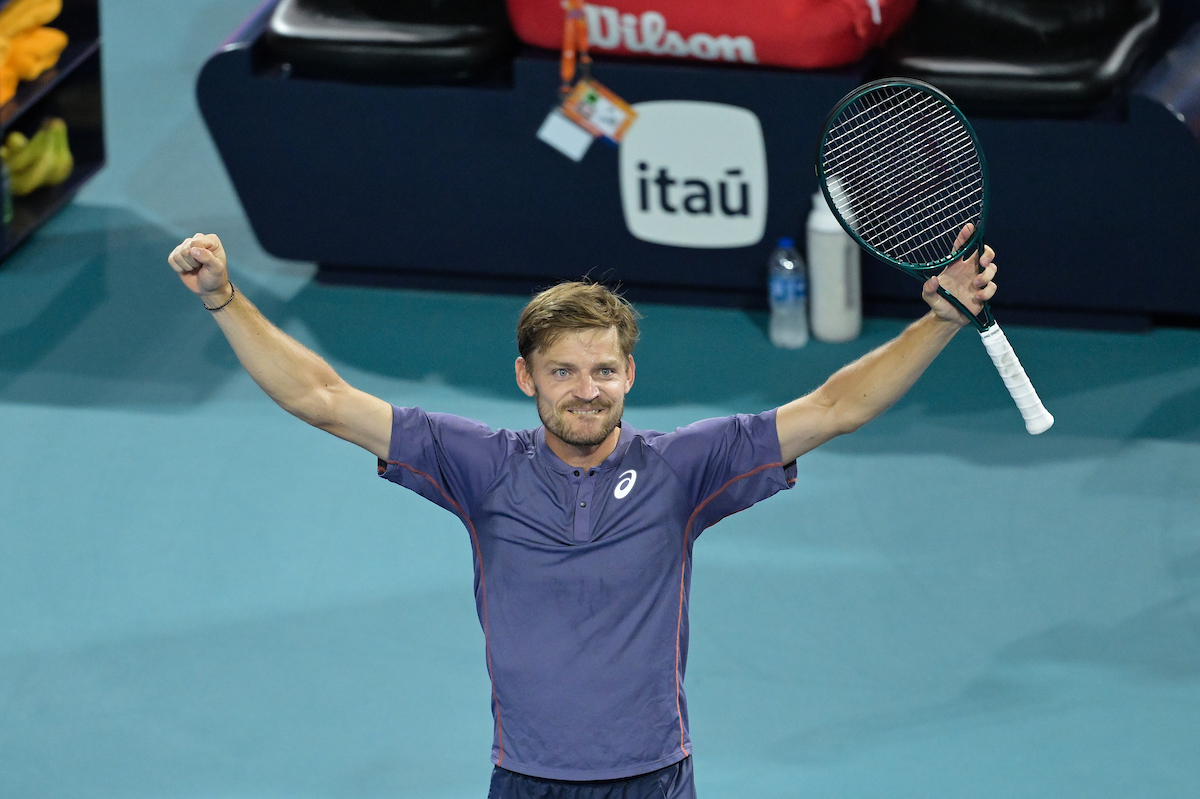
2, 130, 30, 167
9, 126, 57, 196
43, 118, 71, 186
0, 0, 63, 42
4, 118, 72, 194
6, 124, 50, 174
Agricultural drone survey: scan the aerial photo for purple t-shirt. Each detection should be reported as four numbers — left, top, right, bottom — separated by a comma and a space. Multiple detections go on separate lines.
378, 406, 796, 780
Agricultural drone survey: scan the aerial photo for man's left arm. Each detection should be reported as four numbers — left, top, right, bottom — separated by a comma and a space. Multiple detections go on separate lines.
776, 225, 997, 464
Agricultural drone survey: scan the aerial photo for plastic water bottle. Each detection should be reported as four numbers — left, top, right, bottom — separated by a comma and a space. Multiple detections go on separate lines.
807, 191, 861, 342
768, 237, 808, 349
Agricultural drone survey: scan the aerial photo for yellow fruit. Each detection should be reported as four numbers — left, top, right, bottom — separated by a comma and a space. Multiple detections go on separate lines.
5, 130, 29, 152
8, 26, 69, 81
7, 118, 62, 194
0, 64, 17, 106
4, 118, 71, 194
9, 140, 54, 195
6, 124, 49, 173
43, 119, 71, 185
3, 130, 29, 164
0, 0, 62, 41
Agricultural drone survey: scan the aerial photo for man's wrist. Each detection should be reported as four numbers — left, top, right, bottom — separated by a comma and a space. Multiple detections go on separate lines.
945, 310, 971, 329
202, 282, 236, 311
926, 309, 968, 334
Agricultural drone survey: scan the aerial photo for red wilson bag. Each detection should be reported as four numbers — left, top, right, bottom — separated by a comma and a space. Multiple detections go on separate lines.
506, 0, 918, 70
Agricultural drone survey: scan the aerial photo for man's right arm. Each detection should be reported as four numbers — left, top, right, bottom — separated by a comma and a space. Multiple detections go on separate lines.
168, 234, 393, 460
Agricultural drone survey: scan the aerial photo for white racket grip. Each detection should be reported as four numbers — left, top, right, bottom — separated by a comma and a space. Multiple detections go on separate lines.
978, 324, 1054, 435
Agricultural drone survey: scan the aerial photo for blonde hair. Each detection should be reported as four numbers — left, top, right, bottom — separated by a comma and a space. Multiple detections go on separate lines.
517, 281, 641, 362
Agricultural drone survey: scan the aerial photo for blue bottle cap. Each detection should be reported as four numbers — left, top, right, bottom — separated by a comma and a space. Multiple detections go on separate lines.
777, 237, 795, 249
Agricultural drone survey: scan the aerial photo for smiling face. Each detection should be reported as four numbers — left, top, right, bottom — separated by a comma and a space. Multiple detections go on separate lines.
516, 326, 635, 464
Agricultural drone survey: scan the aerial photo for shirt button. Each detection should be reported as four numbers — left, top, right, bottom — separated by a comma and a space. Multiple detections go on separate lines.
573, 470, 580, 476
588, 470, 594, 476
580, 501, 587, 507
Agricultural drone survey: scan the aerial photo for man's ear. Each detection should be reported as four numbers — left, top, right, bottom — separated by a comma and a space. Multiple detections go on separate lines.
625, 355, 635, 394
515, 357, 537, 398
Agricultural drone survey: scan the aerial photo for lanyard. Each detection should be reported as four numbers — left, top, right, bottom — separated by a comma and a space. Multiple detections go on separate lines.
560, 0, 591, 95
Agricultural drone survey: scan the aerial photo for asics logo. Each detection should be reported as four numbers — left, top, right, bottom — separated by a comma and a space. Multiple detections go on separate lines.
614, 470, 637, 499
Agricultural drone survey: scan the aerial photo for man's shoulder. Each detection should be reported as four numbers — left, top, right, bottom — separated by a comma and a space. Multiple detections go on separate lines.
392, 405, 536, 456
635, 408, 778, 449
394, 404, 525, 431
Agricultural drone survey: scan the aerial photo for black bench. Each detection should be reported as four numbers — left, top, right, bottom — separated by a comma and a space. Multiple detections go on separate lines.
264, 0, 516, 83
874, 0, 1162, 115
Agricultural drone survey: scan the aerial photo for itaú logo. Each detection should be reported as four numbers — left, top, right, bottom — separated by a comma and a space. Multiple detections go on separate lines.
619, 101, 768, 249
584, 5, 758, 64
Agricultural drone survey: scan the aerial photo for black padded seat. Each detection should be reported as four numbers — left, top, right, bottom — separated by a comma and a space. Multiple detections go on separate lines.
264, 0, 516, 84
874, 0, 1161, 114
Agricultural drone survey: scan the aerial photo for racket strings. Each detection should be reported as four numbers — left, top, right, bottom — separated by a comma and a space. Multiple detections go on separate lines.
825, 91, 976, 232
824, 93, 951, 166
823, 136, 957, 253
863, 157, 981, 254
831, 134, 979, 257
866, 96, 983, 257
821, 87, 984, 266
823, 93, 953, 198
828, 94, 981, 261
830, 115, 981, 261
824, 100, 952, 201
828, 121, 969, 223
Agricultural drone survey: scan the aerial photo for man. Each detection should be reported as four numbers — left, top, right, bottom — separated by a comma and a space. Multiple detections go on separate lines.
167, 228, 996, 799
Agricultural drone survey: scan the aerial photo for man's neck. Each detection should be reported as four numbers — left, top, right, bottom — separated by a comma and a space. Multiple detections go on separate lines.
544, 426, 622, 469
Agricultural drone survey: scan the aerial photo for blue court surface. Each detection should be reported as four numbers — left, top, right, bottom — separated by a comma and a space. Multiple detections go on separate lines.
2, 2, 1199, 797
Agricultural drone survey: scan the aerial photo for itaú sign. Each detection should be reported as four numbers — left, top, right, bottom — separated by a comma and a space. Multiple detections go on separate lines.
619, 101, 767, 249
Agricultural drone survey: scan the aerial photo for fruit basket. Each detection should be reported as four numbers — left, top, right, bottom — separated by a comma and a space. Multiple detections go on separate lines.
0, 0, 104, 261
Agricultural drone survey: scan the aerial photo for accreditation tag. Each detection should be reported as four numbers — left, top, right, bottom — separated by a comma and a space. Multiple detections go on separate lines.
537, 107, 594, 162
559, 79, 637, 143
536, 0, 636, 160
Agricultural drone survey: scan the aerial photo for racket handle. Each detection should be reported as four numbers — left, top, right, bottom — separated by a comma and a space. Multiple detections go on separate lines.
978, 324, 1054, 435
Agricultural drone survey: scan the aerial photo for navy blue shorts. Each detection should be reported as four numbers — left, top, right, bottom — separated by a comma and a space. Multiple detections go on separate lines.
487, 757, 696, 799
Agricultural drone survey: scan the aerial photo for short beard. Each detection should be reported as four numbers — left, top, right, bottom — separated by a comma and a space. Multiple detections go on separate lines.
536, 390, 623, 447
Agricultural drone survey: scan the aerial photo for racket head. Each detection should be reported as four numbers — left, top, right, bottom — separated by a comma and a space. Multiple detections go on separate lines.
815, 78, 989, 278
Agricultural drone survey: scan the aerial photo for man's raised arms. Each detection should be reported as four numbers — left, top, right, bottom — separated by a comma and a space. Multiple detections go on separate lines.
776, 224, 998, 464
167, 234, 393, 460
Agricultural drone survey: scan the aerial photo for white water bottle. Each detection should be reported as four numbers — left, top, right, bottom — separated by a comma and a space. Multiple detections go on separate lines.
807, 191, 861, 342
768, 237, 808, 349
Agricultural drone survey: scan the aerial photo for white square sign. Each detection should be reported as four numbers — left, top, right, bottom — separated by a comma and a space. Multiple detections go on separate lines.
618, 101, 767, 249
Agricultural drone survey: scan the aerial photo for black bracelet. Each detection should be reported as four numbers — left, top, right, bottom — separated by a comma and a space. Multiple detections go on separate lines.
203, 283, 236, 311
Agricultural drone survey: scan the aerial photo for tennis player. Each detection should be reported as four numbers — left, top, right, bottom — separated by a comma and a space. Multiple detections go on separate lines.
168, 227, 996, 799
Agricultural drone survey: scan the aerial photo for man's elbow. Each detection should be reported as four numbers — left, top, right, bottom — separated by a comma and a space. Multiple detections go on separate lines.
833, 393, 898, 436
820, 390, 877, 438
280, 383, 341, 429
832, 413, 866, 437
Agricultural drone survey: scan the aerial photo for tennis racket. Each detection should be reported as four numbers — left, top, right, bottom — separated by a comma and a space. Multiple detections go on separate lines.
815, 78, 1054, 435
